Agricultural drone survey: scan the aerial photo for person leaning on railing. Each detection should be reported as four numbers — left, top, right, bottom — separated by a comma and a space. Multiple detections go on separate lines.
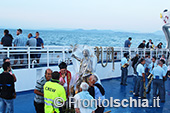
0, 29, 13, 47
138, 40, 146, 49
35, 32, 44, 64
26, 33, 37, 62
13, 28, 27, 64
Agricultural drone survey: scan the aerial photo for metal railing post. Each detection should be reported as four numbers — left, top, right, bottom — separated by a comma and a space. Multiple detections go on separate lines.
62, 47, 65, 62
28, 47, 30, 69
7, 47, 10, 58
121, 48, 123, 59
166, 49, 169, 59
129, 48, 131, 57
47, 47, 49, 67
137, 48, 139, 55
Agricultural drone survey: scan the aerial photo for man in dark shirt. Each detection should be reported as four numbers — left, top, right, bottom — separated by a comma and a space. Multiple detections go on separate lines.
146, 39, 154, 48
131, 54, 139, 74
138, 40, 146, 49
88, 75, 105, 113
0, 62, 16, 113
1, 29, 13, 47
35, 32, 44, 63
157, 42, 163, 49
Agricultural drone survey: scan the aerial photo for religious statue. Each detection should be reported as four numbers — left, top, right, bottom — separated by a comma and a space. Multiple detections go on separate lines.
72, 49, 93, 77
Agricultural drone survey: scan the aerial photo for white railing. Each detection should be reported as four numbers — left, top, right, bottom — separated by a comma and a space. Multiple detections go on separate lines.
0, 46, 169, 69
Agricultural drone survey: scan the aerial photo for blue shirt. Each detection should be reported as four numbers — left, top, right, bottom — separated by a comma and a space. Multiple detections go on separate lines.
152, 66, 166, 79
94, 85, 105, 106
124, 40, 131, 47
121, 57, 127, 66
35, 37, 44, 47
137, 63, 145, 76
13, 34, 27, 47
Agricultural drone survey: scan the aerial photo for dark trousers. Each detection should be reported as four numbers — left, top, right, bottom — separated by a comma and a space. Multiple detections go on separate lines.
135, 76, 144, 97
95, 106, 105, 113
121, 67, 128, 85
34, 101, 44, 113
153, 79, 165, 101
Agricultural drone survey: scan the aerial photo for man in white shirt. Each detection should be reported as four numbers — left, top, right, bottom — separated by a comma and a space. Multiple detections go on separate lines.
152, 60, 166, 102
120, 53, 129, 85
74, 82, 96, 113
134, 58, 145, 98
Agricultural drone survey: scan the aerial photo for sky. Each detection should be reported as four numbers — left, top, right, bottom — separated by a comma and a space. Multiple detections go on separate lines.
0, 0, 169, 33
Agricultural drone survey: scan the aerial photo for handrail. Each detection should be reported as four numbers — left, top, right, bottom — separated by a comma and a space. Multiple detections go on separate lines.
0, 46, 168, 69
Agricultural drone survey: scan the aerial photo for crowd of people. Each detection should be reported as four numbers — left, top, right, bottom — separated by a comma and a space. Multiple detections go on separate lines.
1, 29, 44, 64
124, 37, 164, 49
0, 59, 105, 113
121, 52, 169, 102
34, 62, 105, 113
0, 30, 169, 113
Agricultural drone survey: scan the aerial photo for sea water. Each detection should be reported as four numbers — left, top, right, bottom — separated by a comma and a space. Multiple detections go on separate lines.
0, 29, 166, 48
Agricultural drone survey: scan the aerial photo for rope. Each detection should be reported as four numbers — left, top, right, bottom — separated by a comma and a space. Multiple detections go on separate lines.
94, 46, 115, 70
101, 47, 109, 67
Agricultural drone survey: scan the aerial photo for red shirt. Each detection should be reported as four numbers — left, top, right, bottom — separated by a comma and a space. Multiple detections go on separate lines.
59, 70, 71, 97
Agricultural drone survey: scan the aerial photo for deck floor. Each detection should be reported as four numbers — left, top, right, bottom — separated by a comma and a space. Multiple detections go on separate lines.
14, 77, 170, 113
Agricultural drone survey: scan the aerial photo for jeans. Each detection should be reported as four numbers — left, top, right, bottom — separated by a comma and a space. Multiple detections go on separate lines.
121, 67, 128, 85
0, 98, 14, 113
153, 79, 165, 101
135, 76, 144, 97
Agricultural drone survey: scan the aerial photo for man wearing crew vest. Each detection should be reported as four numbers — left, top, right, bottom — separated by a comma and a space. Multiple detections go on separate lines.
44, 71, 67, 113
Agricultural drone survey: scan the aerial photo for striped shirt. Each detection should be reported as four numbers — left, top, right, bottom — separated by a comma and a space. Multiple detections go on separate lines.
34, 76, 47, 103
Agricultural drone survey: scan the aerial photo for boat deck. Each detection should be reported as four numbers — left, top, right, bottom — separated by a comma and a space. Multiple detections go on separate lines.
14, 77, 170, 113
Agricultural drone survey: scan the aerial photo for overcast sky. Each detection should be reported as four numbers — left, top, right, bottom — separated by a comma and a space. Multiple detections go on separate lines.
0, 0, 169, 32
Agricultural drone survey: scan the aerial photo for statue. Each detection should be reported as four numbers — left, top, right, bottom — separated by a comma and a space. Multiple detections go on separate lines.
70, 45, 100, 94
161, 9, 170, 49
72, 49, 93, 77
